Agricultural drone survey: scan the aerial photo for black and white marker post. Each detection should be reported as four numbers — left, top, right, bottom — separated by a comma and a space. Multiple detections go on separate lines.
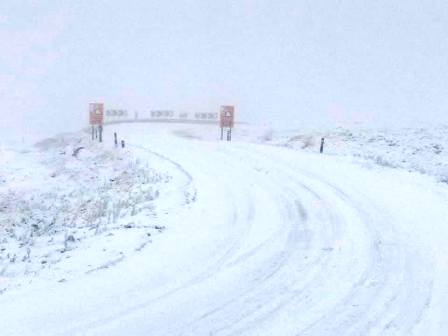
320, 137, 325, 153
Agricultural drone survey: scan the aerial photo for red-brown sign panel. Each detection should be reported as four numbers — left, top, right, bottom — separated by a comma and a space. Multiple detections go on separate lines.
89, 103, 104, 125
220, 105, 234, 128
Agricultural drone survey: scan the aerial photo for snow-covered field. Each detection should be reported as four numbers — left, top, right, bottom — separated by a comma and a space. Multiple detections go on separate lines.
265, 125, 448, 183
0, 131, 194, 294
1, 122, 447, 335
171, 123, 448, 183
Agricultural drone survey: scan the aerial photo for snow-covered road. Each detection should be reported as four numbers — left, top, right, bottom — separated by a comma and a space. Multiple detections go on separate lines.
1, 124, 448, 335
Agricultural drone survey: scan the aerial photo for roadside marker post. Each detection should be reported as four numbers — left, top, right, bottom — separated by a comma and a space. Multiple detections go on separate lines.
320, 138, 325, 153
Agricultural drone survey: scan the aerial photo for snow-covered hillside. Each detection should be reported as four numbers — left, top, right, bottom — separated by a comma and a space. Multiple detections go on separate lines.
169, 123, 448, 182
1, 123, 448, 335
265, 125, 448, 183
0, 131, 194, 294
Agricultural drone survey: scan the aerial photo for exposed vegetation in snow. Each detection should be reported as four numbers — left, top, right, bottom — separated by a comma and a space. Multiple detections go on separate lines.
272, 125, 448, 183
0, 133, 175, 293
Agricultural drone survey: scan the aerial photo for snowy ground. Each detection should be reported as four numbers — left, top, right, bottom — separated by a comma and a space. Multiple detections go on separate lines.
264, 125, 448, 183
1, 122, 448, 335
0, 131, 194, 294
170, 123, 448, 183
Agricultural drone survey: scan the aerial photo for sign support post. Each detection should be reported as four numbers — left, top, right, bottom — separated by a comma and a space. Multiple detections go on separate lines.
220, 105, 235, 142
89, 103, 104, 143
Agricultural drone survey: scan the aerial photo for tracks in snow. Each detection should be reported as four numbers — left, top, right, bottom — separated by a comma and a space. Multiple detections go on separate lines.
95, 139, 435, 335
1, 127, 442, 336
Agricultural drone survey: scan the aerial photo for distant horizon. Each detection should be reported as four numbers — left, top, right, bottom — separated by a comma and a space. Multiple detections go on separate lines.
1, 116, 447, 149
2, 1, 448, 136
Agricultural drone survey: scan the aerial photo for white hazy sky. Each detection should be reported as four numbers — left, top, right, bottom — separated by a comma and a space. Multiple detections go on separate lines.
1, 0, 448, 136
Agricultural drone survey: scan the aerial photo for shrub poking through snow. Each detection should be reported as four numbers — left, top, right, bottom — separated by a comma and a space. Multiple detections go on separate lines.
0, 132, 182, 293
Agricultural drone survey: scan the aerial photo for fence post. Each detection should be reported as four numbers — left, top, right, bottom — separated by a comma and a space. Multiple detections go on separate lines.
320, 137, 325, 153
99, 125, 103, 143
114, 132, 118, 147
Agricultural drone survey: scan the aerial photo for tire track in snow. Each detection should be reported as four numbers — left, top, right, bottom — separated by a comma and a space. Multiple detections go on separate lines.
56, 133, 437, 336
221, 145, 435, 336
60, 143, 257, 336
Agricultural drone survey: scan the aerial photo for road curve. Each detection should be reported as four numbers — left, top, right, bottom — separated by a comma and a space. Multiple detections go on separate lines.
1, 124, 448, 336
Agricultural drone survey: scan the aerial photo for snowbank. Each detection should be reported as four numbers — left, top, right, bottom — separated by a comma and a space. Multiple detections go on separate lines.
0, 131, 190, 294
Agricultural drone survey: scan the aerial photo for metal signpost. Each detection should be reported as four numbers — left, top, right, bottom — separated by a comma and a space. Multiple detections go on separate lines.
220, 105, 235, 141
89, 103, 104, 143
